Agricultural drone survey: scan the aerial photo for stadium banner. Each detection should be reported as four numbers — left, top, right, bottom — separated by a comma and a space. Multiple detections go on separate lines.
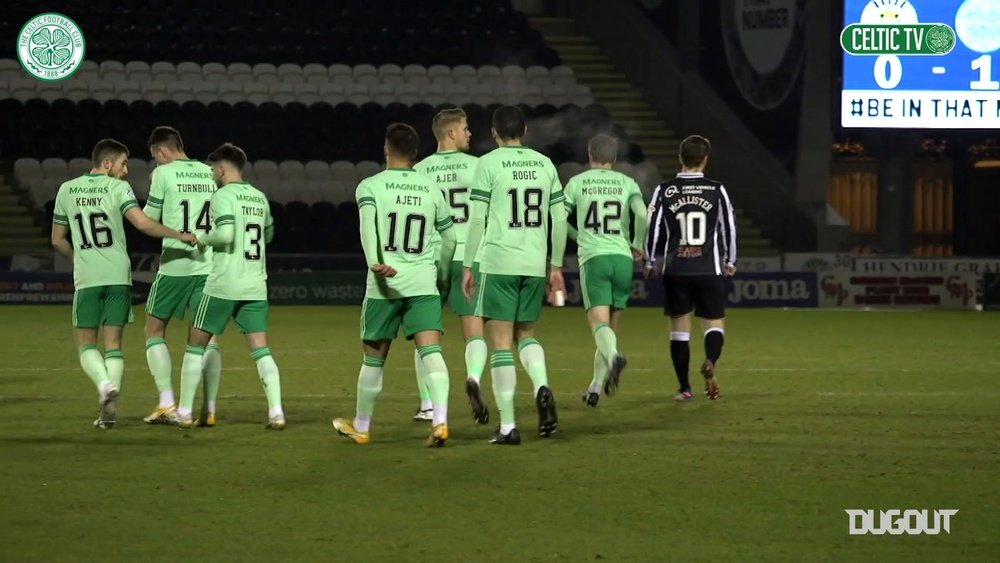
266, 272, 366, 305
818, 273, 977, 309
853, 258, 1000, 275
783, 252, 855, 272
562, 271, 818, 308
0, 272, 74, 304
735, 256, 783, 273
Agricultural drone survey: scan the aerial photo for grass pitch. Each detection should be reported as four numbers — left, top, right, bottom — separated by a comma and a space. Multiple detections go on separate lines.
0, 306, 997, 562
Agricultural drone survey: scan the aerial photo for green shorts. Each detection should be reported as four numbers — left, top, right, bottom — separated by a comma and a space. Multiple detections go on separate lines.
580, 255, 634, 310
145, 274, 208, 320
72, 285, 133, 328
192, 294, 269, 335
475, 273, 545, 322
361, 295, 442, 342
448, 261, 480, 317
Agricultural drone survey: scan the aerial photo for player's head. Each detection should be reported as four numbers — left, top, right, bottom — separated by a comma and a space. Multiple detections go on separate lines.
432, 108, 471, 152
147, 126, 185, 165
91, 138, 130, 179
679, 135, 711, 170
492, 105, 526, 143
207, 142, 247, 188
588, 134, 618, 167
384, 122, 419, 164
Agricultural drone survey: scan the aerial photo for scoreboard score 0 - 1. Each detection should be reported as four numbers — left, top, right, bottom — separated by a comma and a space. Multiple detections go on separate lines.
841, 0, 1000, 129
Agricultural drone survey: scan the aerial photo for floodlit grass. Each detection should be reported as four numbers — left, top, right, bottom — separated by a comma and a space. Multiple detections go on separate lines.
1, 306, 997, 562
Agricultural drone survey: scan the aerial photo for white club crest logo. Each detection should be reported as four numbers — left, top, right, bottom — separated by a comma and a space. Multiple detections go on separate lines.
16, 12, 86, 82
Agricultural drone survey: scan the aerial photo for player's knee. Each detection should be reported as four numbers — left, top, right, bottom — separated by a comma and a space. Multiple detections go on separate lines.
144, 317, 166, 338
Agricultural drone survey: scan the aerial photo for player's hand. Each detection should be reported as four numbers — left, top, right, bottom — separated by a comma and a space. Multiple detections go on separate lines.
462, 267, 476, 303
632, 248, 646, 262
644, 266, 659, 280
371, 263, 397, 277
724, 265, 737, 277
179, 233, 198, 246
548, 267, 565, 294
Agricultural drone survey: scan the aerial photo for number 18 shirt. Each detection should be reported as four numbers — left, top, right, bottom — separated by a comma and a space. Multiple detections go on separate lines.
469, 146, 564, 278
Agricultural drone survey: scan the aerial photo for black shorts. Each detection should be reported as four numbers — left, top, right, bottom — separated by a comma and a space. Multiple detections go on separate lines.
662, 275, 726, 320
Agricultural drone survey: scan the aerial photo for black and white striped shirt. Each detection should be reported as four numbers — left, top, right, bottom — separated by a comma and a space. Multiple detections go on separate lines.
644, 172, 737, 276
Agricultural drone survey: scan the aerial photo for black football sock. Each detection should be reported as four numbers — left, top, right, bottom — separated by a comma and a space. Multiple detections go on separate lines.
669, 332, 691, 392
704, 328, 725, 365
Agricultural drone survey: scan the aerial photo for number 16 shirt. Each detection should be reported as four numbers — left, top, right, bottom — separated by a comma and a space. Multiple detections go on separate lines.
53, 173, 138, 290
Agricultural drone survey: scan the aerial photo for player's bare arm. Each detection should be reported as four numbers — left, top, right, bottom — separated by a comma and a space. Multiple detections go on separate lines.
50, 223, 73, 261
125, 207, 196, 245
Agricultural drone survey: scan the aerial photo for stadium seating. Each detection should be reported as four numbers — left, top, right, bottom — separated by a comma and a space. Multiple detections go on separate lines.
0, 61, 592, 106
0, 98, 643, 164
0, 1, 560, 67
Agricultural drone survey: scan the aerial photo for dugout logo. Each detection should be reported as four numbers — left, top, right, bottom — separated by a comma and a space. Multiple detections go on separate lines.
16, 13, 85, 82
846, 509, 958, 535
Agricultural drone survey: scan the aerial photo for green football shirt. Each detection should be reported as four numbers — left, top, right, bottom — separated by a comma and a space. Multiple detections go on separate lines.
356, 168, 454, 299
202, 182, 273, 301
468, 146, 564, 277
564, 168, 645, 265
53, 174, 139, 290
414, 150, 480, 262
144, 159, 216, 276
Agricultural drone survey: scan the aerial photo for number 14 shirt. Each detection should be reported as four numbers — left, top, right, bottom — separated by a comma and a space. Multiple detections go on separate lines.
144, 159, 216, 277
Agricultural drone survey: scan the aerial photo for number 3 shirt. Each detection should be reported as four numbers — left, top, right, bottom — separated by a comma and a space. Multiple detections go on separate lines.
645, 172, 738, 276
143, 159, 216, 277
356, 168, 454, 300
53, 173, 138, 290
203, 182, 273, 301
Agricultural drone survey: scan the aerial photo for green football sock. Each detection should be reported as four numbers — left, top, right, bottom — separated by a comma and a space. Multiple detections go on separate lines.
144, 338, 173, 404
104, 349, 124, 391
589, 349, 606, 393
490, 350, 517, 428
418, 345, 449, 426
464, 337, 488, 383
79, 345, 110, 393
354, 354, 384, 432
594, 323, 619, 371
177, 344, 206, 417
202, 343, 222, 414
413, 348, 431, 410
252, 347, 282, 417
516, 338, 548, 395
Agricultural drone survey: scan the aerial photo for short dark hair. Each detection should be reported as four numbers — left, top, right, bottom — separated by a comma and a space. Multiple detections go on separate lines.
147, 126, 184, 151
432, 108, 467, 141
385, 122, 419, 160
91, 138, 129, 167
679, 135, 711, 168
492, 105, 526, 141
207, 142, 248, 170
588, 134, 618, 165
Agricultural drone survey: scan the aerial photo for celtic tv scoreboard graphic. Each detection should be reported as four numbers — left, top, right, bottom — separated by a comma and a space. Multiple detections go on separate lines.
841, 0, 1000, 129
